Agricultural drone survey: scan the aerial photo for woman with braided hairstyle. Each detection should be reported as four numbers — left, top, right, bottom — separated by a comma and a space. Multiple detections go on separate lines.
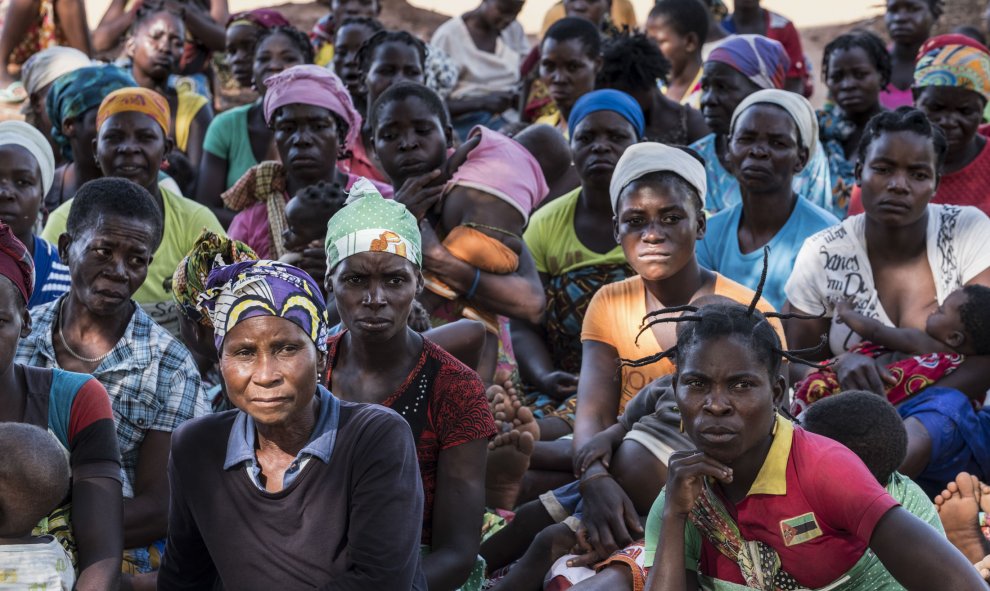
643, 298, 985, 590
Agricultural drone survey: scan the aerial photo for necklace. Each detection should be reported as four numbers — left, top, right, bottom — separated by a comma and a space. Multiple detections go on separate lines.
58, 298, 114, 365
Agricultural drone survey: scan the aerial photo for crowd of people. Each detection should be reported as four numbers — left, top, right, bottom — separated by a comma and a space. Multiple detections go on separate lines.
3, 0, 990, 589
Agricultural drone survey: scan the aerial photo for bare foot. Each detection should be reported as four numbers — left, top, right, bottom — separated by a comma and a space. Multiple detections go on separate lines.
975, 554, 990, 581
935, 472, 989, 563
486, 430, 535, 510
487, 384, 511, 434
979, 481, 990, 514
513, 404, 541, 442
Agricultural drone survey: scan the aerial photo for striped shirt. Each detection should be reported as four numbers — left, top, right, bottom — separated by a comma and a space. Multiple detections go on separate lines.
29, 235, 70, 309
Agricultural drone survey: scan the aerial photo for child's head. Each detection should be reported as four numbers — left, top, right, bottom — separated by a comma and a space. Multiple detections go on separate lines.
0, 423, 70, 538
646, 0, 708, 76
370, 82, 452, 187
358, 30, 428, 109
331, 0, 381, 22
925, 285, 990, 355
127, 7, 185, 84
283, 180, 349, 249
885, 0, 941, 47
333, 17, 384, 99
253, 26, 315, 94
801, 391, 907, 486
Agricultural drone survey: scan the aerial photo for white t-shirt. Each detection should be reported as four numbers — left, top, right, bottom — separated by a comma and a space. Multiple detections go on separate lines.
785, 204, 990, 356
0, 535, 75, 590
431, 16, 529, 100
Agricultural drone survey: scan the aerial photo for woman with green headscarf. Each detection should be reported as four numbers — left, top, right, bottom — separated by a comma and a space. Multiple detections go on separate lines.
324, 179, 497, 591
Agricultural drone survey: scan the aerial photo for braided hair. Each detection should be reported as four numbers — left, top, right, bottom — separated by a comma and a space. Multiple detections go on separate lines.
822, 30, 891, 88
597, 31, 672, 89
621, 247, 828, 376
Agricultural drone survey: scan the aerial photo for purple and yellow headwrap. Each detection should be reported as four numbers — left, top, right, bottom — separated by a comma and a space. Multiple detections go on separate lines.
914, 34, 990, 104
170, 229, 258, 327
200, 260, 331, 353
707, 34, 790, 90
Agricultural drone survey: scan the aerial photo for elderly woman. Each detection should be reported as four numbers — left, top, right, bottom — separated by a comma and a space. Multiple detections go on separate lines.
0, 221, 123, 590
42, 87, 224, 336
512, 89, 642, 447
0, 120, 69, 308
818, 30, 890, 216
157, 259, 426, 590
223, 64, 389, 273
643, 301, 984, 590
691, 34, 832, 215
697, 90, 838, 310
42, 64, 136, 209
197, 23, 311, 218
169, 229, 257, 410
849, 34, 990, 217
323, 182, 496, 590
785, 108, 990, 497
19, 46, 91, 162
17, 178, 207, 576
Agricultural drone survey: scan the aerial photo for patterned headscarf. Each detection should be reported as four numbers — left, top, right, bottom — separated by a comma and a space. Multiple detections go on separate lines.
97, 87, 171, 136
263, 65, 362, 150
0, 221, 34, 304
325, 178, 421, 271
170, 229, 258, 326
200, 260, 331, 353
46, 65, 136, 160
707, 35, 790, 91
226, 8, 290, 29
915, 34, 990, 104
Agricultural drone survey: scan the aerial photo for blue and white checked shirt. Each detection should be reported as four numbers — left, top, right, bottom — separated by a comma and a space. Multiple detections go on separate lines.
16, 296, 208, 497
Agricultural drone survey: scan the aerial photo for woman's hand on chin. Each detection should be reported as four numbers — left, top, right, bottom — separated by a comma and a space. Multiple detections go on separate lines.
833, 351, 896, 394
664, 450, 733, 518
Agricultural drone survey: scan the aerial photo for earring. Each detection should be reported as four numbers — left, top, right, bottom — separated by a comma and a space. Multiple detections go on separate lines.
679, 419, 684, 433
771, 414, 778, 436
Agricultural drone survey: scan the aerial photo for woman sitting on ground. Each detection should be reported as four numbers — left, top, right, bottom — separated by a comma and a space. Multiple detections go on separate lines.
818, 30, 890, 217
158, 259, 427, 590
42, 64, 137, 210
690, 34, 832, 214
881, 0, 940, 109
643, 301, 984, 590
221, 9, 290, 91
223, 65, 389, 283
849, 34, 990, 217
19, 46, 91, 163
17, 178, 208, 578
532, 17, 602, 138
197, 23, 309, 224
697, 89, 839, 310
0, 121, 70, 308
784, 107, 990, 497
42, 87, 224, 336
0, 222, 123, 590
596, 32, 708, 146
323, 182, 497, 591
124, 6, 213, 171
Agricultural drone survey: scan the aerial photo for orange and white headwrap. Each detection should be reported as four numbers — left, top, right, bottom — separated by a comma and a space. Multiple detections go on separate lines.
96, 87, 171, 136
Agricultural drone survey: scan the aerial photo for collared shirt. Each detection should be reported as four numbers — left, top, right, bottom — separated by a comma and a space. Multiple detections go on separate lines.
16, 296, 208, 497
644, 416, 899, 589
223, 386, 341, 491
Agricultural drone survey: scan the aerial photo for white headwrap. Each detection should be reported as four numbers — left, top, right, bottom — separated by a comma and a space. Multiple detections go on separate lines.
729, 89, 819, 169
20, 47, 92, 113
0, 121, 55, 195
609, 143, 707, 213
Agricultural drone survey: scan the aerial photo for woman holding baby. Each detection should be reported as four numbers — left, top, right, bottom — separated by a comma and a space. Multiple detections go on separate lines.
784, 107, 990, 496
223, 64, 391, 283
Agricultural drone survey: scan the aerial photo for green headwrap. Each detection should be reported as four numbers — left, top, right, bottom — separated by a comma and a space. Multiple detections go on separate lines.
325, 178, 422, 270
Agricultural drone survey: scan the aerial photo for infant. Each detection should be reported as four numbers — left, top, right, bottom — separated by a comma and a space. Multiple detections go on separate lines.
0, 423, 74, 590
280, 180, 349, 265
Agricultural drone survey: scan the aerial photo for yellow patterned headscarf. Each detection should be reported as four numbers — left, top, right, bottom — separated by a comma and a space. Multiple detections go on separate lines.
169, 229, 258, 326
915, 34, 990, 103
97, 87, 171, 135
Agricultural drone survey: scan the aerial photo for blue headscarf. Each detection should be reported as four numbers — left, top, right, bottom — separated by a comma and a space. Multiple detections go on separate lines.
567, 89, 645, 139
45, 65, 135, 160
